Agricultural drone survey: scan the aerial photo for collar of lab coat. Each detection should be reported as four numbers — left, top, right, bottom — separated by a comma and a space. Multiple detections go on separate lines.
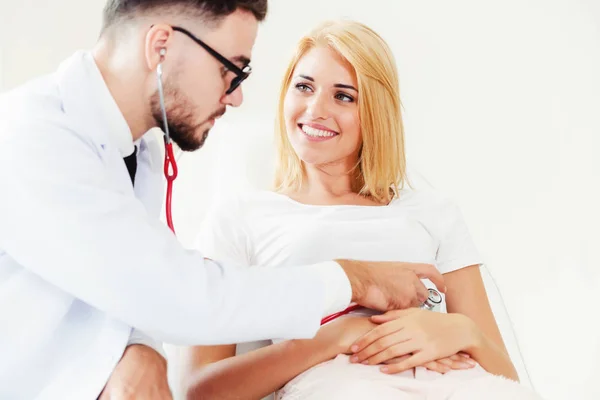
54, 50, 164, 216
56, 50, 143, 158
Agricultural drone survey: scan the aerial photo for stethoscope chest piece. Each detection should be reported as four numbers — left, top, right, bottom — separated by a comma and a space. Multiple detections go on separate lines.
420, 288, 443, 312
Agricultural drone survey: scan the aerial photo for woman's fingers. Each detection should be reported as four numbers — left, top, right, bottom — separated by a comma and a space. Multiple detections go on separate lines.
360, 340, 418, 366
379, 354, 475, 372
450, 353, 477, 367
350, 319, 405, 353
380, 352, 429, 374
449, 353, 473, 362
383, 354, 411, 365
351, 330, 411, 364
424, 361, 450, 374
436, 357, 455, 367
437, 355, 476, 370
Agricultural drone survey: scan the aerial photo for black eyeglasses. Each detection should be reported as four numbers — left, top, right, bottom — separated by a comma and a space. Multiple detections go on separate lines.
172, 26, 251, 95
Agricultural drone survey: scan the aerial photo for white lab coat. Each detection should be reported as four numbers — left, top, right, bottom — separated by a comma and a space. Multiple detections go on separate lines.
0, 52, 349, 399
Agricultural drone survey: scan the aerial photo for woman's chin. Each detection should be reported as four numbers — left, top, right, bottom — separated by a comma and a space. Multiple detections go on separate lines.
296, 153, 329, 166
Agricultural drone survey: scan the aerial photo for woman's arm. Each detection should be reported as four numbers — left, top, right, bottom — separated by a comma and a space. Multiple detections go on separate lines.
349, 266, 518, 381
183, 341, 335, 400
444, 265, 519, 381
180, 344, 236, 394
181, 317, 376, 400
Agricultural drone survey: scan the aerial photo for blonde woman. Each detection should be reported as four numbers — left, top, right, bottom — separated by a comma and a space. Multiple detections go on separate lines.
182, 20, 541, 400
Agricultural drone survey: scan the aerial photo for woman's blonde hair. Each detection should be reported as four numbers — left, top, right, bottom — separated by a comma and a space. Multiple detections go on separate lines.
273, 20, 408, 204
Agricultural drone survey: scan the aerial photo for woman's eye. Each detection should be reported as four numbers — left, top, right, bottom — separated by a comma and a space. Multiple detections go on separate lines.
295, 83, 312, 92
222, 67, 230, 77
336, 93, 354, 102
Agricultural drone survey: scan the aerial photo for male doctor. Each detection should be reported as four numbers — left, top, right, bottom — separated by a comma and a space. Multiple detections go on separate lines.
0, 0, 445, 398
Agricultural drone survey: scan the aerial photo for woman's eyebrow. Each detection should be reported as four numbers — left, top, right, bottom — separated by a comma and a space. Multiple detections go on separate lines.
334, 83, 358, 92
297, 75, 358, 92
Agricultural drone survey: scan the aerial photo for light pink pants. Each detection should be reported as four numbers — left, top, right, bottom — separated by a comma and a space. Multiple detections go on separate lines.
276, 355, 543, 400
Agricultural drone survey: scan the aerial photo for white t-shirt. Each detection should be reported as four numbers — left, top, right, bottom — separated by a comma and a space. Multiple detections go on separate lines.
195, 188, 482, 312
197, 190, 481, 273
193, 188, 484, 398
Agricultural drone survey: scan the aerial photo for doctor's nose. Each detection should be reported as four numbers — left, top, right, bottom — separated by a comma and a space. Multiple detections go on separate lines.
222, 86, 244, 108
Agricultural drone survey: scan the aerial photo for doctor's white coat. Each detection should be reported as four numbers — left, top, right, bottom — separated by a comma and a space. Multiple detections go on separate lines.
0, 52, 348, 399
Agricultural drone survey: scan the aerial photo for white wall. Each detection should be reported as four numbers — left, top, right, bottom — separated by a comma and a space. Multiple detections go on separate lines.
0, 0, 105, 89
1, 1, 599, 399
0, 1, 6, 89
0, 45, 4, 90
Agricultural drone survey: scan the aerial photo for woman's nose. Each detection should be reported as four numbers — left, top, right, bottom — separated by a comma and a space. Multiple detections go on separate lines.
306, 93, 329, 119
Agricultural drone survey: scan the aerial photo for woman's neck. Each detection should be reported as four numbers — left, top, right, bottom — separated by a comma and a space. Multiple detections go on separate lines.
284, 163, 384, 206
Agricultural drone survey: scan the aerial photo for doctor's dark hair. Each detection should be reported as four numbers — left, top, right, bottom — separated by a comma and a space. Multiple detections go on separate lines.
101, 0, 267, 31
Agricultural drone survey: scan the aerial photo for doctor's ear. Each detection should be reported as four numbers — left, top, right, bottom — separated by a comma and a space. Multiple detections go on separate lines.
144, 24, 174, 70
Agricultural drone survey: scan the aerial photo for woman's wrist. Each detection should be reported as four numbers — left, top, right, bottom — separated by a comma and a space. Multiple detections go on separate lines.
452, 314, 519, 381
311, 319, 349, 356
456, 313, 484, 353
323, 326, 350, 357
289, 333, 342, 366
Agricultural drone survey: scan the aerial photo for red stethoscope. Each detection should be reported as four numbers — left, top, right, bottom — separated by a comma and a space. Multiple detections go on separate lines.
163, 137, 178, 233
321, 304, 362, 325
157, 58, 178, 234
320, 289, 442, 325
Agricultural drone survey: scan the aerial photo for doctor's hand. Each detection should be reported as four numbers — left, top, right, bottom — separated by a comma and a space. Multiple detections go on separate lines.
348, 308, 479, 374
99, 344, 173, 400
336, 260, 445, 311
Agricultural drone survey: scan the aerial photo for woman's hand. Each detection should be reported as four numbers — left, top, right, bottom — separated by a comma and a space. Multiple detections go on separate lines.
315, 313, 476, 374
349, 308, 480, 374
314, 315, 379, 356
384, 352, 476, 374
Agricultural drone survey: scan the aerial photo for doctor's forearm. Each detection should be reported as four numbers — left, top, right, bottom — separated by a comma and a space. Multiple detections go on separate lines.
185, 338, 339, 400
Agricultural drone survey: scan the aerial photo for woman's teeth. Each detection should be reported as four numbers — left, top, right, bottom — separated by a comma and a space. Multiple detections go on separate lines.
301, 125, 337, 138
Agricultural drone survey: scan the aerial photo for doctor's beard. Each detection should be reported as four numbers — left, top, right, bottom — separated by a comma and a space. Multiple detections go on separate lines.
150, 88, 225, 152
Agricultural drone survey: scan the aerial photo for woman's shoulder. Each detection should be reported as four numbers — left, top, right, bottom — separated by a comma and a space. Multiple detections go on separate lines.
393, 187, 459, 211
392, 187, 470, 239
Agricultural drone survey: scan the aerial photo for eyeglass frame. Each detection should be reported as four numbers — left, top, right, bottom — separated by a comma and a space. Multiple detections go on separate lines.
169, 26, 252, 95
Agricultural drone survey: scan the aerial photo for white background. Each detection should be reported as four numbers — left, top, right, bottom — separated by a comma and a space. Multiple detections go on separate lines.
1, 1, 599, 399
